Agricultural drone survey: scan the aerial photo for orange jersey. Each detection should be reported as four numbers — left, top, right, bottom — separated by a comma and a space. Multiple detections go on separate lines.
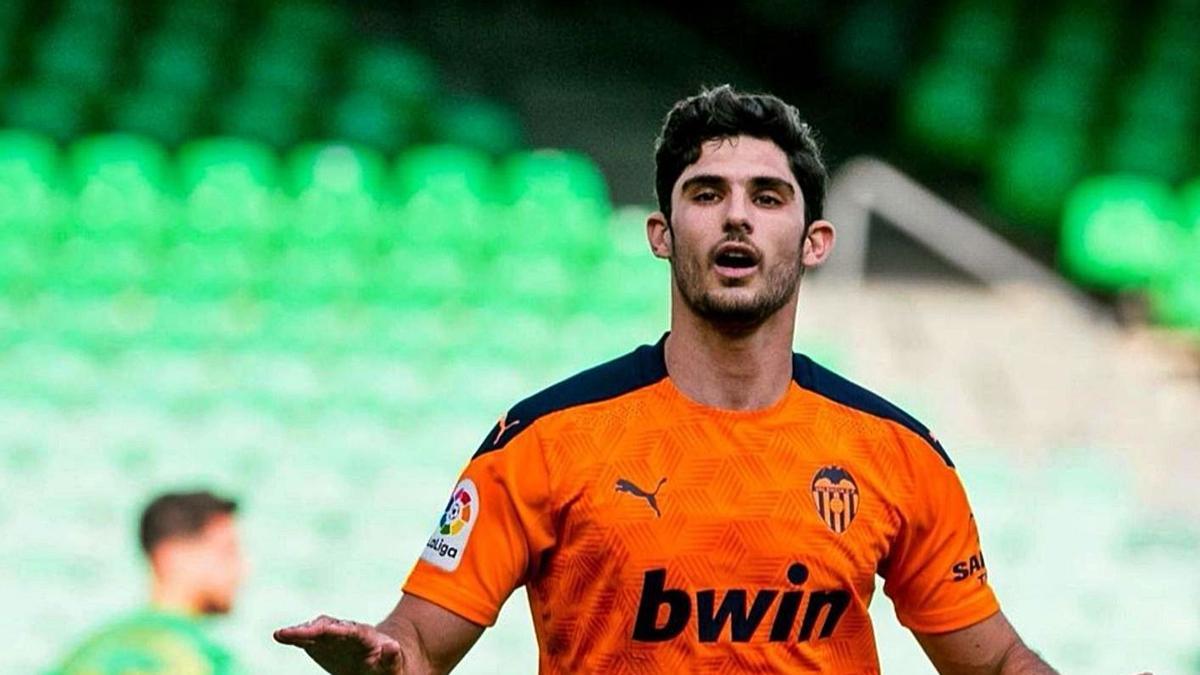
404, 335, 998, 673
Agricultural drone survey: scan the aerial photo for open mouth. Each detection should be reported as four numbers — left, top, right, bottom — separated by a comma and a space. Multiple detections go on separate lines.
715, 250, 758, 268
712, 243, 761, 274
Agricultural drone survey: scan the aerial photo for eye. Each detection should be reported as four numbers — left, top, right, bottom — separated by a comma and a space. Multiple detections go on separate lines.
692, 190, 720, 203
754, 193, 784, 207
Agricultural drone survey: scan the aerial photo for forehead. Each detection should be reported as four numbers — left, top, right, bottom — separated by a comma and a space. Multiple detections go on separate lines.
675, 135, 796, 190
199, 514, 238, 544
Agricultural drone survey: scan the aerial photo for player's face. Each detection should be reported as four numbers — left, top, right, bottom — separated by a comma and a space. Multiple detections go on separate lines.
652, 135, 820, 328
185, 515, 246, 615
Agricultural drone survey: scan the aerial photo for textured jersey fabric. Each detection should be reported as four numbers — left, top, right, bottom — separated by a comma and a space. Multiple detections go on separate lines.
404, 334, 998, 673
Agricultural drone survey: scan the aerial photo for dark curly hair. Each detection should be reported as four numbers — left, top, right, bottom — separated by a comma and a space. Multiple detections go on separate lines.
654, 85, 827, 225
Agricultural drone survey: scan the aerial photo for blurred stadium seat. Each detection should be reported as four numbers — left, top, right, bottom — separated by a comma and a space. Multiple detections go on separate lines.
1060, 175, 1186, 290
2, 83, 89, 142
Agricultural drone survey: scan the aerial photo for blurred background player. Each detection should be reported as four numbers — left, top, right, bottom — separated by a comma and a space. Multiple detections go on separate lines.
51, 490, 244, 675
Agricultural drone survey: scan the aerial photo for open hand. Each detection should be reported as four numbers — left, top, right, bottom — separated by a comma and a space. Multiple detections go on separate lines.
275, 614, 404, 675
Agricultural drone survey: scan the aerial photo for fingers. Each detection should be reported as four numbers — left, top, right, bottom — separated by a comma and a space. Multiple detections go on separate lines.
274, 615, 370, 645
375, 639, 402, 670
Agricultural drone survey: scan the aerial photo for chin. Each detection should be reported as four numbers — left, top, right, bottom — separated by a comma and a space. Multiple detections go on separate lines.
688, 281, 796, 328
199, 598, 234, 616
695, 298, 773, 329
703, 290, 766, 314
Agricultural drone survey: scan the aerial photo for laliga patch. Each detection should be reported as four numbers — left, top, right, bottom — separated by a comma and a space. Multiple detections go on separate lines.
422, 479, 478, 571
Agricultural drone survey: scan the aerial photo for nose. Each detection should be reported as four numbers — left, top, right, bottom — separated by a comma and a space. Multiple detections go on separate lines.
723, 188, 752, 235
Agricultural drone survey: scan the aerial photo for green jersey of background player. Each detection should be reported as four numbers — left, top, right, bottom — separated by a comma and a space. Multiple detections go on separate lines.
50, 490, 245, 675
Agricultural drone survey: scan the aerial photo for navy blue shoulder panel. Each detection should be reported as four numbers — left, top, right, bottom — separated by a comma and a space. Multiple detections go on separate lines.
791, 353, 954, 468
472, 335, 669, 458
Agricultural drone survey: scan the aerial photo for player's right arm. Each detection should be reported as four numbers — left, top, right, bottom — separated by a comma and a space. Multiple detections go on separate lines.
274, 594, 483, 675
276, 410, 557, 674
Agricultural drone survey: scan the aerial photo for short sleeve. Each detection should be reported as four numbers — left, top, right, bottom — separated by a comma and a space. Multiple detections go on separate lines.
880, 434, 1000, 634
402, 423, 556, 627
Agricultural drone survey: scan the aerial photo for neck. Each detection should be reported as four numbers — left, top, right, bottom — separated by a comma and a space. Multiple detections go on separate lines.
665, 292, 798, 411
151, 578, 201, 616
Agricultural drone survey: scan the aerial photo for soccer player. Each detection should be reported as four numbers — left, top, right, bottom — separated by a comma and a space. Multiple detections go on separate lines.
276, 86, 1056, 674
53, 490, 244, 675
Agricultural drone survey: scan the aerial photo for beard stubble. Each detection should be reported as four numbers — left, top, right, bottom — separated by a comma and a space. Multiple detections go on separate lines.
669, 228, 804, 331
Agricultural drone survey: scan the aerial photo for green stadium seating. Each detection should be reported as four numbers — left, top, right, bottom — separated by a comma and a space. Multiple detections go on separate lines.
1149, 255, 1200, 329
242, 37, 324, 99
216, 89, 307, 149
1145, 6, 1200, 75
589, 206, 669, 322
0, 238, 44, 298
369, 245, 467, 309
108, 88, 201, 147
937, 0, 1017, 71
179, 138, 279, 192
154, 242, 264, 301
139, 34, 219, 99
68, 134, 171, 192
0, 3, 23, 75
30, 20, 117, 93
0, 0, 24, 29
59, 0, 126, 28
176, 137, 281, 244
1, 83, 88, 143
830, 0, 912, 87
1014, 63, 1100, 128
1181, 177, 1200, 231
484, 252, 578, 315
1118, 70, 1198, 133
283, 143, 387, 246
988, 122, 1089, 226
1107, 70, 1198, 181
1153, 179, 1200, 326
285, 143, 386, 198
1060, 176, 1187, 290
1041, 5, 1117, 76
260, 0, 348, 50
135, 296, 248, 351
586, 251, 671, 321
326, 89, 416, 154
500, 149, 609, 207
901, 60, 996, 165
431, 98, 523, 157
346, 43, 438, 108
395, 145, 497, 203
499, 149, 611, 261
605, 205, 651, 256
66, 134, 173, 241
1105, 122, 1193, 184
158, 0, 235, 35
394, 144, 498, 252
49, 238, 154, 299
264, 244, 367, 306
0, 130, 62, 233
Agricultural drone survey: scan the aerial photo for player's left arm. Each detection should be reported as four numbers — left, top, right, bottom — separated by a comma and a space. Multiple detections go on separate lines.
914, 610, 1057, 675
879, 426, 1057, 674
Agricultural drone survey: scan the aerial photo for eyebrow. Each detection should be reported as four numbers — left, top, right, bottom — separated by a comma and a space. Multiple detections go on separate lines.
680, 174, 796, 198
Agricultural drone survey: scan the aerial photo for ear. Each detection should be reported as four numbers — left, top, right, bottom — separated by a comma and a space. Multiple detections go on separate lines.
801, 219, 836, 267
148, 542, 178, 578
647, 211, 672, 260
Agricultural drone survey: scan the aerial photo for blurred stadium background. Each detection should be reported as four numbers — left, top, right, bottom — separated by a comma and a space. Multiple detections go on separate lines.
1, 0, 1198, 672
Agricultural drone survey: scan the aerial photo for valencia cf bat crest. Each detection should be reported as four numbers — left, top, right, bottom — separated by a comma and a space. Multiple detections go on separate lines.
811, 465, 859, 534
